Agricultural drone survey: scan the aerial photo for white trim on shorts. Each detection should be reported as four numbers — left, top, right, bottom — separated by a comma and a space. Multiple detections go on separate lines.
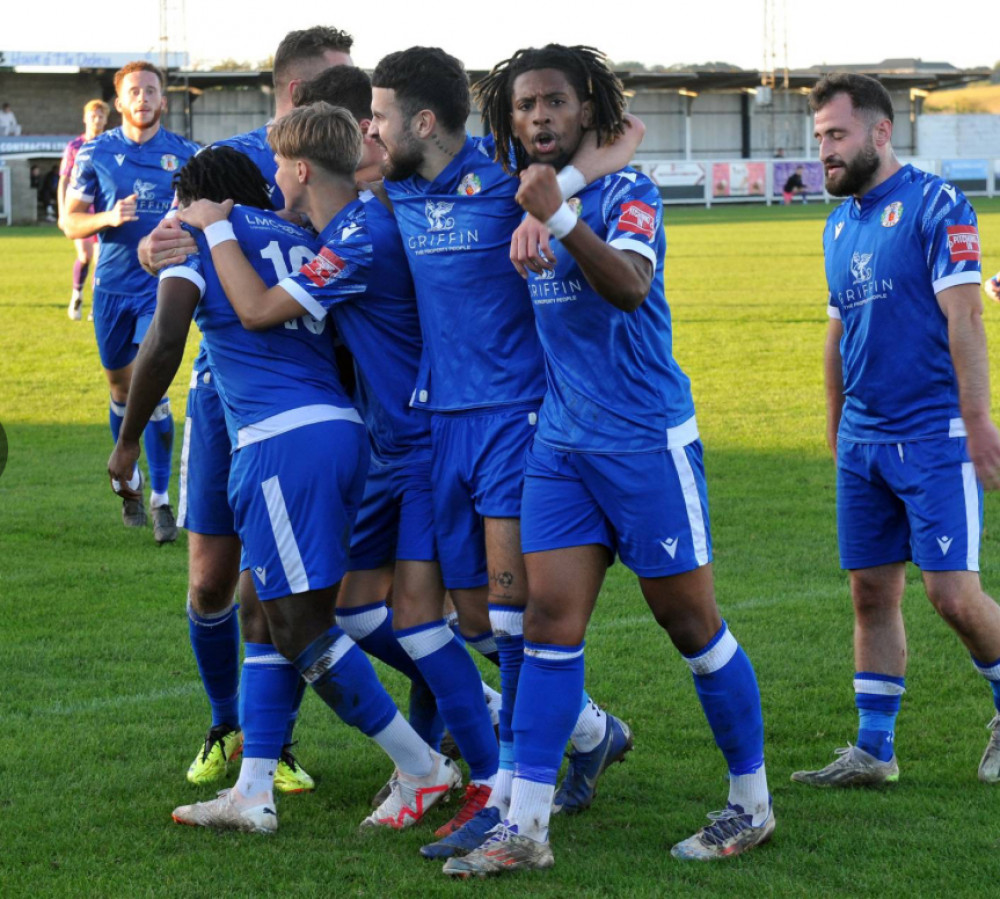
670, 445, 710, 567
666, 414, 699, 450
261, 475, 310, 593
177, 415, 192, 528
236, 404, 362, 449
962, 461, 981, 571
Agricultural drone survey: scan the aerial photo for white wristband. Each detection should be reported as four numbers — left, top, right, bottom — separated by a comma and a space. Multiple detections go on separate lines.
204, 220, 236, 249
556, 164, 586, 200
545, 202, 578, 240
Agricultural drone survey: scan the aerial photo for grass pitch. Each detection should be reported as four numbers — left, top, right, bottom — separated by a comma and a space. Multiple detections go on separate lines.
2, 199, 1000, 897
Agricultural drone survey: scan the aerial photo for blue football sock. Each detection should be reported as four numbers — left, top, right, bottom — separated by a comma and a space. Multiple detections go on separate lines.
513, 640, 585, 784
336, 601, 442, 745
292, 626, 397, 737
282, 675, 307, 748
240, 643, 301, 760
972, 654, 1000, 714
397, 619, 498, 782
143, 397, 174, 497
684, 622, 765, 776
468, 630, 501, 667
490, 605, 525, 781
854, 671, 905, 761
109, 396, 126, 444
187, 596, 240, 728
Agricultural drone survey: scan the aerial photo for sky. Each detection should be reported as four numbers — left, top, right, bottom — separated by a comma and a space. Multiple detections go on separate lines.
5, 0, 999, 73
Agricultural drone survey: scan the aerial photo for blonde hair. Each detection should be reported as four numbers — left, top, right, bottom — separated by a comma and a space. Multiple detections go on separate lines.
268, 102, 362, 179
84, 99, 110, 115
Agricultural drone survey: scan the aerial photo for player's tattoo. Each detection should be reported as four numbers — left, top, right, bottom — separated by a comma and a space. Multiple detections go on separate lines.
489, 568, 515, 601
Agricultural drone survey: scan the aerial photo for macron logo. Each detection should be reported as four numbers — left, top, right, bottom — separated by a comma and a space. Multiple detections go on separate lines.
254, 566, 267, 585
660, 537, 679, 559
942, 184, 957, 204
937, 536, 953, 556
834, 222, 844, 240
114, 154, 126, 166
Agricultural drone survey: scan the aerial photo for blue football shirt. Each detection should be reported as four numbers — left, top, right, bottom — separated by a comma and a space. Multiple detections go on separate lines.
160, 206, 354, 449
69, 126, 199, 296
527, 169, 696, 453
384, 134, 546, 412
189, 125, 284, 383
824, 165, 982, 442
279, 192, 431, 461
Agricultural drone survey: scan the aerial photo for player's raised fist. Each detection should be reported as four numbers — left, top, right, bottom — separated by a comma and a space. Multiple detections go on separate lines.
516, 164, 562, 223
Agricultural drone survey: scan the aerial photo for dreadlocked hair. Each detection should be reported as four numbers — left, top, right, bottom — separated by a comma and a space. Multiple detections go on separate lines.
472, 44, 627, 175
173, 146, 274, 210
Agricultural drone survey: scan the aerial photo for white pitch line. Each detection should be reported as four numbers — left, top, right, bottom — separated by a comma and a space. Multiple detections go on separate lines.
25, 682, 202, 719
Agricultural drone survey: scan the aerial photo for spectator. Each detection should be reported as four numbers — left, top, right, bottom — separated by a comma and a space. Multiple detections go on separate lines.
39, 165, 60, 220
0, 102, 22, 136
782, 165, 808, 204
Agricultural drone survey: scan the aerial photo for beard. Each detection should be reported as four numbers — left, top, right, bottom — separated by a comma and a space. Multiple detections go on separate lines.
121, 105, 162, 131
825, 136, 880, 197
379, 130, 424, 182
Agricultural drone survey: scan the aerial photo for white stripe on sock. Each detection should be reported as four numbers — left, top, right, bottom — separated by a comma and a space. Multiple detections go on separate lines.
397, 622, 454, 661
336, 603, 388, 641
853, 677, 905, 696
489, 607, 524, 638
684, 626, 738, 676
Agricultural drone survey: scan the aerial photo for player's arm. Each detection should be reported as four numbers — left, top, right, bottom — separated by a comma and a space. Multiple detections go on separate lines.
177, 199, 303, 330
938, 283, 1000, 490
108, 276, 200, 498
824, 316, 844, 462
510, 116, 645, 276
569, 114, 645, 185
515, 164, 651, 311
56, 174, 71, 224
61, 193, 138, 240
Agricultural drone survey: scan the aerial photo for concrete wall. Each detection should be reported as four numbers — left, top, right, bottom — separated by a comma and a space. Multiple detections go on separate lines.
917, 114, 1000, 157
0, 72, 113, 135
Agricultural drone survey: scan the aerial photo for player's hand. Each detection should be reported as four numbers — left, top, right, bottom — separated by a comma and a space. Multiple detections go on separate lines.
984, 274, 1000, 304
178, 198, 234, 231
109, 194, 138, 227
274, 208, 312, 229
516, 164, 564, 224
141, 216, 197, 274
108, 441, 142, 500
966, 416, 1000, 491
510, 214, 557, 278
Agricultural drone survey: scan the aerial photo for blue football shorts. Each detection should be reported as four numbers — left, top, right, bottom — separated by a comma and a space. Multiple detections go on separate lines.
430, 401, 539, 590
521, 437, 713, 578
348, 448, 437, 570
228, 419, 369, 600
177, 369, 236, 536
92, 288, 156, 371
837, 437, 982, 572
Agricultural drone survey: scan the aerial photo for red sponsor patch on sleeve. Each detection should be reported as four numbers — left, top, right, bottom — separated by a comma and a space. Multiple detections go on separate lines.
299, 246, 346, 288
947, 225, 980, 263
617, 200, 657, 240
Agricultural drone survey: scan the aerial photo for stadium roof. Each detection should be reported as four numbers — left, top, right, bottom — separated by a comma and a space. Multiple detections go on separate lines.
164, 62, 987, 96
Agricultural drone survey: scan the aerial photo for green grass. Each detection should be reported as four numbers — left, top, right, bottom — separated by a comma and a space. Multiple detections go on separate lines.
2, 201, 1000, 897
